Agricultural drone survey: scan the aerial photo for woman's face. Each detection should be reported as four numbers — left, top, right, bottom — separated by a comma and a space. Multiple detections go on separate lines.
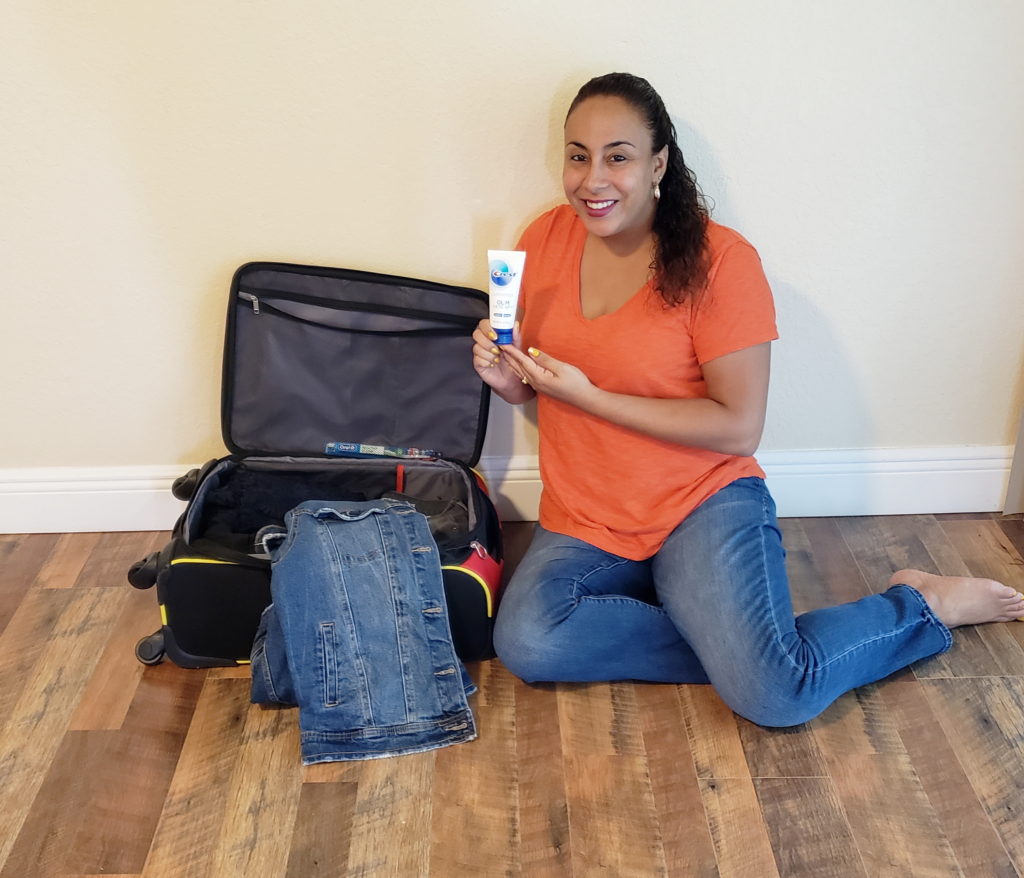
563, 95, 668, 244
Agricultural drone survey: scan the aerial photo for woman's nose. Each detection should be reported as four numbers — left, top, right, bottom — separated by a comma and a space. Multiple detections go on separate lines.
583, 162, 608, 191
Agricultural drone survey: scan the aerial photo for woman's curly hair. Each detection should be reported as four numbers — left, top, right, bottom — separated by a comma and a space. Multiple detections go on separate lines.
567, 73, 710, 306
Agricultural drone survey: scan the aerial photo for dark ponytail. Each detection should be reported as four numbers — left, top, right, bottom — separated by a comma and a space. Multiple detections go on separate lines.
567, 73, 709, 306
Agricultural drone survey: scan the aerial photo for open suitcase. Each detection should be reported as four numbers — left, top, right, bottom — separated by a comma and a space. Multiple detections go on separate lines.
128, 262, 504, 668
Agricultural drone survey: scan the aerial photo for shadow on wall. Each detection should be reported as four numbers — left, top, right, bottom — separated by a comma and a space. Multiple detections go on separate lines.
764, 279, 877, 514
674, 114, 873, 459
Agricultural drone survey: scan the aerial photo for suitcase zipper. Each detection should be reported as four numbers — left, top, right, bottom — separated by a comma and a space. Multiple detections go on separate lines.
237, 287, 477, 328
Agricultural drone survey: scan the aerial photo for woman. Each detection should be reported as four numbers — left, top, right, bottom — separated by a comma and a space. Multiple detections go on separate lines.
471, 72, 1024, 726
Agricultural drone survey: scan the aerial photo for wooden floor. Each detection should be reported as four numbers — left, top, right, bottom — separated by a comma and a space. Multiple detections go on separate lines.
2, 514, 1024, 877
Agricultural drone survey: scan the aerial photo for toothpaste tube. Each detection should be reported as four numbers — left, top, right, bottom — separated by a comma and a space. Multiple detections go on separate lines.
488, 249, 526, 345
325, 442, 441, 459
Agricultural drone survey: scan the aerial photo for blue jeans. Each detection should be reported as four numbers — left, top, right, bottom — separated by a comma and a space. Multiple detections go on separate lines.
250, 499, 477, 763
493, 477, 952, 727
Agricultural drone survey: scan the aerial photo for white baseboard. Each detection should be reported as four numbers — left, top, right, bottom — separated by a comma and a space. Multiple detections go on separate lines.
0, 446, 1013, 534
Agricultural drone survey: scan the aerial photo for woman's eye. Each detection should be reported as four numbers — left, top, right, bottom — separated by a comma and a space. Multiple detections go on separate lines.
569, 154, 588, 162
608, 154, 627, 163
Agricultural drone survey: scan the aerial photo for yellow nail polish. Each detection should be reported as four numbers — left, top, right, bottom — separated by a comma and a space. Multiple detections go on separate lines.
528, 347, 540, 357
487, 330, 497, 341
490, 347, 499, 355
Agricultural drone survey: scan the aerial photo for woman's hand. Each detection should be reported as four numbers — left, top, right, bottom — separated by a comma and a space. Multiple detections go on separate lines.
502, 341, 772, 457
501, 345, 597, 408
471, 319, 536, 404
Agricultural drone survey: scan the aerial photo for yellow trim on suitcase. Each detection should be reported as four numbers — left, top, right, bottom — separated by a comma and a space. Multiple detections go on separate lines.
170, 557, 240, 566
160, 604, 168, 625
441, 565, 494, 617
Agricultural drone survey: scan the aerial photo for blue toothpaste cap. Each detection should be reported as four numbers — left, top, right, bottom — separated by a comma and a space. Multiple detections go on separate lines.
494, 327, 514, 345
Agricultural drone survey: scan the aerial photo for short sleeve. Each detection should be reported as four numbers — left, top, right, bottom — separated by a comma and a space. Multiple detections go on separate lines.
691, 240, 778, 364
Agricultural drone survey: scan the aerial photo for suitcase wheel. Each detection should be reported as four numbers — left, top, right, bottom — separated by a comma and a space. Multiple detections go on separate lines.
128, 552, 160, 589
135, 630, 166, 665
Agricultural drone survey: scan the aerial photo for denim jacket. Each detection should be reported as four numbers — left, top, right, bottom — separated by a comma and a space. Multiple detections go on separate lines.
250, 499, 477, 763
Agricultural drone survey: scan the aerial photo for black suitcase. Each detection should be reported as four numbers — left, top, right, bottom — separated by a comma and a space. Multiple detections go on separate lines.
129, 262, 504, 668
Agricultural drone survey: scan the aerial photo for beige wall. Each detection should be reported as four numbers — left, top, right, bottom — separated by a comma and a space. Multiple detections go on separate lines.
3, 1, 1024, 469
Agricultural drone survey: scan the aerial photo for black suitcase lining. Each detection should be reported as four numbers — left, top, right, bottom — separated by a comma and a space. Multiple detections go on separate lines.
185, 458, 481, 555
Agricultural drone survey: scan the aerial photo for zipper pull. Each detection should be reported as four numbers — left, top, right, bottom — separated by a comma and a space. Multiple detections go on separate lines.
239, 292, 260, 314
470, 540, 487, 559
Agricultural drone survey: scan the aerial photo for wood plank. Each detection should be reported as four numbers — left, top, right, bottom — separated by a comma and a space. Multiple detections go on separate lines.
0, 587, 74, 706
203, 701, 304, 878
429, 659, 519, 876
344, 751, 435, 877
754, 777, 865, 878
557, 680, 645, 756
938, 519, 1024, 588
1, 664, 203, 877
207, 665, 253, 679
880, 679, 1017, 878
557, 666, 663, 875
678, 684, 749, 779
811, 685, 963, 876
514, 678, 571, 877
141, 677, 250, 877
634, 683, 718, 878
0, 586, 128, 871
35, 531, 102, 589
738, 719, 827, 780
922, 678, 1024, 872
0, 533, 60, 635
699, 777, 780, 878
778, 518, 824, 616
73, 531, 166, 589
787, 517, 873, 610
301, 759, 362, 784
68, 583, 162, 730
283, 781, 359, 877
565, 753, 667, 877
837, 515, 967, 591
998, 517, 1024, 560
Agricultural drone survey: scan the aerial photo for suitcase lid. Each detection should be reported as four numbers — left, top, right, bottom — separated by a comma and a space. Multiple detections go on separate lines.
222, 261, 492, 465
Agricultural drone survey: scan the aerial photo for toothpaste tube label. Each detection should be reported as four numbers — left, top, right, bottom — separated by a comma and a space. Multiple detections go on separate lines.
325, 442, 441, 460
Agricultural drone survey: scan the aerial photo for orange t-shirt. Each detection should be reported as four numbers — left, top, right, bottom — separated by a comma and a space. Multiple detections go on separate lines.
517, 205, 778, 560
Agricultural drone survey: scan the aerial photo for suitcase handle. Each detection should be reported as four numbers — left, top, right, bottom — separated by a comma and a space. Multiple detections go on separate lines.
172, 458, 219, 501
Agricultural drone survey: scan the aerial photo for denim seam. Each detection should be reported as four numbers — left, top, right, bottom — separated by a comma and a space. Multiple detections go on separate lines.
571, 557, 634, 603
376, 511, 413, 720
805, 586, 953, 670
757, 489, 803, 674
889, 583, 954, 653
252, 641, 280, 702
320, 519, 376, 726
577, 594, 669, 616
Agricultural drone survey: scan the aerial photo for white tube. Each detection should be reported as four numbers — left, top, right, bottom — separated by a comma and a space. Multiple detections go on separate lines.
487, 249, 526, 345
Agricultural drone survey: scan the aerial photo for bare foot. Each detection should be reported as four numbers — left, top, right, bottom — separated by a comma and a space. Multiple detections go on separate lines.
889, 568, 1024, 628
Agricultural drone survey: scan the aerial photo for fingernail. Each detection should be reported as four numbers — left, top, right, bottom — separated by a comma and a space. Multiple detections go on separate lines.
521, 377, 529, 384
528, 347, 540, 357
487, 330, 497, 341
490, 347, 499, 355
